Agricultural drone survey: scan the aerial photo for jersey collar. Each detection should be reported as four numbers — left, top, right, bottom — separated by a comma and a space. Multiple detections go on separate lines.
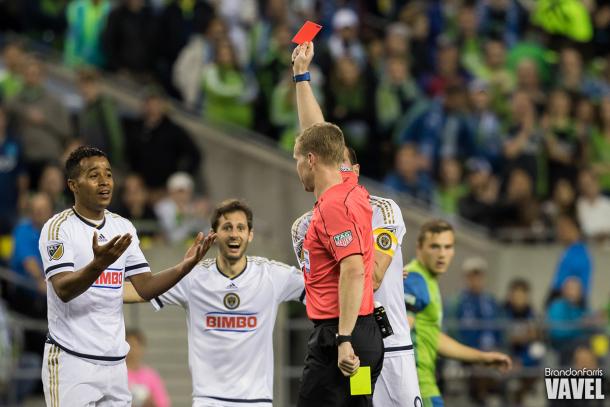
72, 207, 106, 230
215, 258, 249, 281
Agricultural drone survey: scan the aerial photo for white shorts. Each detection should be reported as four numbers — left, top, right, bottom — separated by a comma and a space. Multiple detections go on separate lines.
374, 351, 422, 407
193, 397, 272, 407
41, 343, 131, 406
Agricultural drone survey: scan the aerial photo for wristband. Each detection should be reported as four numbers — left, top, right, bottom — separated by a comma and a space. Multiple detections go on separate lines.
336, 334, 352, 346
293, 72, 311, 83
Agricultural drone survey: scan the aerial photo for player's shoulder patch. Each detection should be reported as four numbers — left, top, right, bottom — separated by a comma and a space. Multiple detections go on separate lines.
46, 241, 65, 261
369, 196, 396, 225
45, 209, 75, 241
199, 258, 216, 269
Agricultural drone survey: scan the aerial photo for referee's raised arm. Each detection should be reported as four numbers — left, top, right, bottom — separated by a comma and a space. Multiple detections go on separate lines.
292, 42, 324, 129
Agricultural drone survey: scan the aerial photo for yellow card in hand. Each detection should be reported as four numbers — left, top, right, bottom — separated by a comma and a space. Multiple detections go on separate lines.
349, 366, 371, 395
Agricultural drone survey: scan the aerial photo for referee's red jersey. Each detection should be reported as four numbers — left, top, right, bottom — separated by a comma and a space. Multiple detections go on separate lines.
302, 171, 375, 320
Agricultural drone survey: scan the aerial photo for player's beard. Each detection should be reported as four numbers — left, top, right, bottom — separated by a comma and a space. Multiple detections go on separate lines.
220, 240, 249, 263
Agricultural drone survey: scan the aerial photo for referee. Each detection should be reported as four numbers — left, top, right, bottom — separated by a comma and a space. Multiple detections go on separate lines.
292, 41, 384, 407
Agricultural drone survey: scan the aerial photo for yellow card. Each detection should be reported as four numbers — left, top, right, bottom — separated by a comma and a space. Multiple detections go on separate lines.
349, 366, 372, 395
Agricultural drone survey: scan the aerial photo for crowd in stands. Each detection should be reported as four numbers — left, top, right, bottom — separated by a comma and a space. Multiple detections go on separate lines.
1, 0, 610, 239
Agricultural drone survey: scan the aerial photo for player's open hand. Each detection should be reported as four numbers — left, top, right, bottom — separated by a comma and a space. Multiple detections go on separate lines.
337, 342, 360, 376
292, 41, 314, 75
481, 351, 512, 373
92, 231, 132, 270
182, 231, 216, 270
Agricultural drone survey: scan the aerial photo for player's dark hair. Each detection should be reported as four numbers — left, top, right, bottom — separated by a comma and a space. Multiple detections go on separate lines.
346, 147, 358, 165
417, 219, 454, 246
211, 199, 253, 232
126, 328, 146, 345
65, 146, 108, 179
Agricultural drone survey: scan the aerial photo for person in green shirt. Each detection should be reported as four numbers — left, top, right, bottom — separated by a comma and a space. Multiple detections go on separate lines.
403, 220, 512, 407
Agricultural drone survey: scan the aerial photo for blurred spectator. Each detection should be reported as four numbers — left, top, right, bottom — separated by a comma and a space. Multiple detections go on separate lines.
542, 89, 581, 189
5, 55, 71, 185
76, 68, 125, 169
154, 172, 208, 244
213, 0, 258, 67
467, 80, 504, 173
455, 257, 502, 350
548, 214, 592, 305
8, 193, 50, 305
547, 277, 591, 364
400, 4, 433, 79
154, 0, 215, 97
515, 59, 546, 112
115, 173, 159, 239
375, 56, 421, 139
576, 168, 610, 241
201, 38, 255, 128
0, 40, 25, 101
384, 22, 410, 60
541, 178, 577, 232
125, 87, 201, 195
102, 0, 156, 79
455, 4, 482, 76
573, 97, 596, 143
0, 105, 28, 234
458, 158, 500, 229
401, 85, 476, 174
271, 72, 299, 151
126, 329, 170, 407
64, 0, 111, 67
478, 0, 524, 46
383, 144, 433, 204
477, 39, 514, 104
37, 163, 69, 213
7, 193, 51, 360
320, 8, 366, 72
433, 157, 467, 216
503, 278, 540, 405
172, 17, 227, 110
503, 91, 545, 197
557, 47, 603, 99
498, 168, 542, 235
254, 22, 294, 137
454, 257, 502, 405
421, 39, 469, 98
589, 96, 610, 193
326, 57, 374, 159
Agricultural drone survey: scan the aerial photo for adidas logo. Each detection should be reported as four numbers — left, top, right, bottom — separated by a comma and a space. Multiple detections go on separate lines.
226, 282, 238, 290
98, 233, 108, 243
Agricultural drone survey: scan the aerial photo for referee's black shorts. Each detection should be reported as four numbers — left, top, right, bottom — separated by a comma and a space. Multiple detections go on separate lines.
297, 314, 384, 407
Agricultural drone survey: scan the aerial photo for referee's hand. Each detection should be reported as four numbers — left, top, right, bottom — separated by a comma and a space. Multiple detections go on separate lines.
292, 41, 314, 75
338, 342, 360, 376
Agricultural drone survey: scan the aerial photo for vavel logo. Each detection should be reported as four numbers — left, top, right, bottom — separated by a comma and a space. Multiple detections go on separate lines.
545, 368, 605, 401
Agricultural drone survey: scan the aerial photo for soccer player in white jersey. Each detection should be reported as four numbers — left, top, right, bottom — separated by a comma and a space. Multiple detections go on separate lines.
124, 199, 305, 407
39, 146, 215, 406
291, 41, 422, 407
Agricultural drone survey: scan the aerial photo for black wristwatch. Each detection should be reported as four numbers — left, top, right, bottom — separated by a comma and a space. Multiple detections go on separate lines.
335, 334, 352, 346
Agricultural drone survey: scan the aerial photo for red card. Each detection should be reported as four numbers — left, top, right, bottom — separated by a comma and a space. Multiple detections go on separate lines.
292, 21, 322, 45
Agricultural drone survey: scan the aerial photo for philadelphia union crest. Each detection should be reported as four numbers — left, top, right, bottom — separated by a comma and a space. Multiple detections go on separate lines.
223, 293, 240, 310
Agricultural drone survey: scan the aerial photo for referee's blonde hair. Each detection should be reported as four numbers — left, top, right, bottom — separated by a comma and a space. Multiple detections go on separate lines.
295, 122, 345, 165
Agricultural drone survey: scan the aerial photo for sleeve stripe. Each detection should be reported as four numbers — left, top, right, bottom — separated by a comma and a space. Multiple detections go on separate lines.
153, 297, 164, 309
45, 262, 75, 275
125, 263, 149, 272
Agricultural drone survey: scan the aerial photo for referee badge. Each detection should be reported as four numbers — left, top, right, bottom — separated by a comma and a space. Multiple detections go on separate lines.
376, 233, 392, 251
47, 242, 64, 261
223, 293, 240, 310
333, 230, 353, 247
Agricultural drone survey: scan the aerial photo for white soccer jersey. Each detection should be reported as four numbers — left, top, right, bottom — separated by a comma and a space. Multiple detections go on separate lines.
151, 256, 304, 406
291, 195, 413, 353
39, 208, 151, 364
